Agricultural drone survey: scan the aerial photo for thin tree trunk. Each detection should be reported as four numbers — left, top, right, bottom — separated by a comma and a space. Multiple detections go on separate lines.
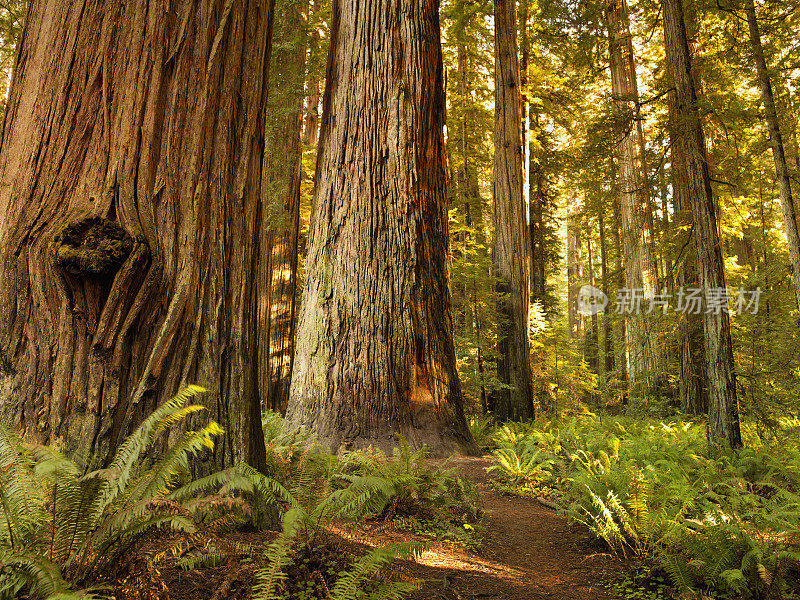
744, 0, 800, 309
587, 235, 600, 374
612, 195, 630, 384
605, 0, 658, 392
494, 0, 535, 421
260, 0, 307, 414
663, 0, 742, 448
567, 199, 579, 340
285, 0, 476, 455
599, 212, 615, 374
0, 0, 275, 470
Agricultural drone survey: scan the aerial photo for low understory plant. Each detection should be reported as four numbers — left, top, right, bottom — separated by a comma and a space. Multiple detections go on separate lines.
0, 386, 260, 600
488, 414, 800, 599
336, 436, 483, 546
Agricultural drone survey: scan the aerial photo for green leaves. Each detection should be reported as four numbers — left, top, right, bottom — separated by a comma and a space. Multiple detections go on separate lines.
0, 385, 238, 599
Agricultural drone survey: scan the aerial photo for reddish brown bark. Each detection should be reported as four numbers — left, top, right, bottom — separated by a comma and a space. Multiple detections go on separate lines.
285, 0, 475, 455
0, 0, 275, 469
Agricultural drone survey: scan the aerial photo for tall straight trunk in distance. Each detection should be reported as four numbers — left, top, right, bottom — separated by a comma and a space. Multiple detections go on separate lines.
744, 0, 800, 309
605, 0, 658, 392
286, 0, 476, 455
0, 0, 275, 469
586, 235, 600, 374
598, 212, 615, 374
493, 0, 535, 421
260, 0, 307, 414
663, 0, 742, 448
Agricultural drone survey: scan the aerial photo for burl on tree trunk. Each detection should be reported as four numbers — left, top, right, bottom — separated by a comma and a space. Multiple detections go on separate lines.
0, 0, 276, 470
285, 0, 476, 456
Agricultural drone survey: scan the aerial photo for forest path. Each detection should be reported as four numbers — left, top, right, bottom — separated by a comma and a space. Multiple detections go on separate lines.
396, 456, 625, 600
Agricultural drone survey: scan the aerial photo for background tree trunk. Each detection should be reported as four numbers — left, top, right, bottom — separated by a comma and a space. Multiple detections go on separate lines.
606, 0, 658, 392
494, 0, 535, 421
0, 0, 275, 469
285, 0, 476, 456
663, 0, 742, 448
260, 0, 307, 414
744, 0, 800, 310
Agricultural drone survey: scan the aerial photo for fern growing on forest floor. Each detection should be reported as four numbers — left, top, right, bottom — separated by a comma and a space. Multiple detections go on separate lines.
487, 414, 800, 598
0, 385, 260, 600
251, 447, 424, 600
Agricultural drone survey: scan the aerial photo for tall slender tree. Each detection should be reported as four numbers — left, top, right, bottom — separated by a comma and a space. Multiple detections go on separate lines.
0, 0, 275, 469
285, 0, 476, 455
260, 0, 307, 414
743, 0, 800, 309
663, 0, 743, 448
605, 0, 658, 392
494, 0, 535, 421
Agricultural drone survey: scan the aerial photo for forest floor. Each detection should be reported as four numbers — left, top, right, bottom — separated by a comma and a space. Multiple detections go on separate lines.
396, 456, 626, 600
146, 455, 626, 600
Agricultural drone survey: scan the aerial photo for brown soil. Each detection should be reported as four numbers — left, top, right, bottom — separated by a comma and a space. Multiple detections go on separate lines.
395, 455, 626, 600
126, 455, 625, 600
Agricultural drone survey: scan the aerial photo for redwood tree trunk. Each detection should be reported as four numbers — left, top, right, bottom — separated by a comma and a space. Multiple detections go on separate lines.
605, 0, 658, 392
285, 0, 476, 456
0, 0, 275, 469
670, 91, 709, 415
744, 0, 800, 309
663, 0, 742, 448
260, 0, 306, 414
494, 0, 535, 421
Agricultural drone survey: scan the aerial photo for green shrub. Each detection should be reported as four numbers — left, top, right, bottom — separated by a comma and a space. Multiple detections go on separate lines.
0, 386, 256, 599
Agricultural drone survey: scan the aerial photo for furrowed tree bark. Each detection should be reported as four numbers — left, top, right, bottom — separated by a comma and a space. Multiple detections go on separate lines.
260, 0, 307, 415
663, 0, 742, 448
285, 0, 476, 455
743, 0, 800, 310
669, 90, 708, 415
605, 0, 658, 393
0, 0, 275, 469
494, 0, 535, 421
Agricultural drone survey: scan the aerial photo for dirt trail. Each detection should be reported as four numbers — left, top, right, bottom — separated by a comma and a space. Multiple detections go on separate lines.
397, 456, 625, 600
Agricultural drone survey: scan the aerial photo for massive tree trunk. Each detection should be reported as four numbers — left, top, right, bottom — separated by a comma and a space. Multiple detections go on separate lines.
605, 0, 658, 392
285, 0, 476, 456
663, 0, 742, 449
670, 91, 708, 415
744, 0, 800, 309
494, 0, 535, 421
0, 0, 275, 469
259, 0, 307, 414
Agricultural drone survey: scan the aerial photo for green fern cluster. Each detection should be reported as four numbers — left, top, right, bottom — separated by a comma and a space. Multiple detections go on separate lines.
337, 436, 481, 541
0, 385, 247, 600
251, 444, 423, 600
489, 414, 800, 598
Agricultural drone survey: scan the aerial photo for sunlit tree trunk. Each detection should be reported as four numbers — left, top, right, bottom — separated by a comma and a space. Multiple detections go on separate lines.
494, 0, 535, 421
663, 0, 742, 448
0, 0, 275, 469
285, 0, 476, 455
744, 0, 800, 309
260, 0, 307, 414
605, 0, 658, 392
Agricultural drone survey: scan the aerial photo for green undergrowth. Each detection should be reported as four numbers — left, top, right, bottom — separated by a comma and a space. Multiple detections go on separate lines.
485, 412, 800, 599
1, 399, 480, 600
